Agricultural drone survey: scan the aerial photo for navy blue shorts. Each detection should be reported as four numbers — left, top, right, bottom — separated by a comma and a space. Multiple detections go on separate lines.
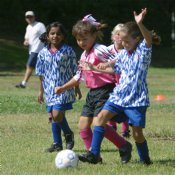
103, 101, 147, 127
27, 52, 38, 68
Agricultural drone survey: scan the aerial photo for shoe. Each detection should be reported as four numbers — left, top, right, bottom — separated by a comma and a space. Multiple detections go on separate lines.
140, 158, 153, 165
15, 82, 26, 88
122, 129, 130, 138
119, 141, 132, 163
78, 151, 102, 164
64, 132, 74, 150
46, 143, 63, 153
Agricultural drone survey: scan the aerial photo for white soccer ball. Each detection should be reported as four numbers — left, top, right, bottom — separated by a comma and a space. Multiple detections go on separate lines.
55, 149, 79, 169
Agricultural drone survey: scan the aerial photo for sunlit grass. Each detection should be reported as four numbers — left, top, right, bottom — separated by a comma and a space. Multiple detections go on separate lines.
1, 68, 175, 175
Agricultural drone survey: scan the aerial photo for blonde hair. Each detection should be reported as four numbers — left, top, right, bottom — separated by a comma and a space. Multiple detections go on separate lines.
111, 23, 124, 42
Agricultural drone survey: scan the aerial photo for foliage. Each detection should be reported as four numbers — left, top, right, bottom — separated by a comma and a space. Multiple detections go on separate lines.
0, 0, 174, 46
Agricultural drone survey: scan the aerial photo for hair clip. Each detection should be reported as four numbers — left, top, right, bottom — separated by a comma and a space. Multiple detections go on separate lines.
82, 14, 100, 27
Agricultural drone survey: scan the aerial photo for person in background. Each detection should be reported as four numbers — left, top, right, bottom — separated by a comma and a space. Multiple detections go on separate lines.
16, 11, 46, 88
107, 24, 130, 138
36, 22, 81, 152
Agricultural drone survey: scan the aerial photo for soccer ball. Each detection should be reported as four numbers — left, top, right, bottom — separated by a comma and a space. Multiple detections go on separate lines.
55, 149, 79, 169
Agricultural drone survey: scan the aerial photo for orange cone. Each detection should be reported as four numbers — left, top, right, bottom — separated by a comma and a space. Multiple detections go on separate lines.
154, 94, 167, 101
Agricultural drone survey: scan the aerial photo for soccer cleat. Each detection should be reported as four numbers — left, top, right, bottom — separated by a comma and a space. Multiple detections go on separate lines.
119, 141, 132, 163
140, 157, 153, 165
64, 132, 74, 150
122, 129, 131, 138
46, 143, 63, 153
78, 151, 102, 164
15, 82, 26, 88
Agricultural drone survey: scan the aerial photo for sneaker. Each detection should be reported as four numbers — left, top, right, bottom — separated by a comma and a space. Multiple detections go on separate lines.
119, 141, 132, 163
64, 132, 74, 150
46, 143, 63, 153
122, 129, 130, 138
78, 151, 102, 164
15, 82, 26, 88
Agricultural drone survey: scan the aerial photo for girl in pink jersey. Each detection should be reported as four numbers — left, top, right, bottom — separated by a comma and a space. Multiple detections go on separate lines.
107, 24, 130, 138
55, 15, 132, 163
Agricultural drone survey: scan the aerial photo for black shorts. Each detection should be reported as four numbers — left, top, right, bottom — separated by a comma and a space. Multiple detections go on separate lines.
27, 52, 38, 68
81, 83, 115, 117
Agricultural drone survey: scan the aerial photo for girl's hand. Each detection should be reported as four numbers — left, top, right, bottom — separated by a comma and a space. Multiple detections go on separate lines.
55, 86, 64, 94
38, 91, 44, 104
134, 8, 147, 24
97, 62, 110, 69
79, 60, 94, 71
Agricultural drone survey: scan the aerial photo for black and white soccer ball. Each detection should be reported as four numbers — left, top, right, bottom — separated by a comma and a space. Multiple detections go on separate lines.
55, 149, 79, 169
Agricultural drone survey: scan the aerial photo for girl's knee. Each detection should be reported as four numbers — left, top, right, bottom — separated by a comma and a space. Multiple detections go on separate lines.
78, 117, 93, 130
132, 126, 145, 143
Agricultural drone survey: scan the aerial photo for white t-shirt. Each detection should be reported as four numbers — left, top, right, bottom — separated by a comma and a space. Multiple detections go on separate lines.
25, 21, 46, 54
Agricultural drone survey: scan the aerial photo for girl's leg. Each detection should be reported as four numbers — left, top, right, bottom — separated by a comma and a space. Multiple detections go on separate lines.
132, 126, 152, 165
121, 121, 130, 138
107, 121, 117, 130
104, 124, 126, 148
52, 110, 74, 149
46, 113, 62, 152
79, 116, 93, 151
79, 110, 132, 164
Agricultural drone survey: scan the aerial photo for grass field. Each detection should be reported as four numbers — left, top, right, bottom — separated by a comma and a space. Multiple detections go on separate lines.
1, 68, 175, 175
0, 40, 175, 174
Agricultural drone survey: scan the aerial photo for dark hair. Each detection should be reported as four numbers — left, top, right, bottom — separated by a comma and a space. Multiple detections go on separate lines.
72, 20, 107, 41
39, 22, 67, 44
122, 21, 142, 39
121, 21, 161, 45
39, 32, 47, 44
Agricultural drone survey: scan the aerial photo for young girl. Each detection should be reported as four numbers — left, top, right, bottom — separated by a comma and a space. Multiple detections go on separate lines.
79, 8, 161, 165
107, 24, 130, 138
36, 22, 81, 152
55, 15, 132, 163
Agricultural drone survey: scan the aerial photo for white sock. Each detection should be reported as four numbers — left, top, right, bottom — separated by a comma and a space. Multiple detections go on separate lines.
22, 81, 27, 86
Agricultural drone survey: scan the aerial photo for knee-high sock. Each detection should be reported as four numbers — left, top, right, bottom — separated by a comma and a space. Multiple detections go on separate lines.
104, 124, 126, 148
58, 116, 72, 135
121, 121, 129, 133
91, 126, 105, 156
136, 140, 150, 161
79, 128, 92, 151
52, 121, 62, 145
108, 121, 117, 130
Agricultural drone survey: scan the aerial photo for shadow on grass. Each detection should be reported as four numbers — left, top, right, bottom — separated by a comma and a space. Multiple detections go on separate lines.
74, 148, 118, 153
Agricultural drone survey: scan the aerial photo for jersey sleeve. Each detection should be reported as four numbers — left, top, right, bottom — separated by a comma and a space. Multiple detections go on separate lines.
69, 48, 78, 76
35, 50, 45, 76
139, 39, 152, 64
94, 44, 115, 62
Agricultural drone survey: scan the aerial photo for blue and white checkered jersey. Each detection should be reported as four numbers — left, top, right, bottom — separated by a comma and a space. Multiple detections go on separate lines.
109, 40, 152, 107
36, 44, 78, 106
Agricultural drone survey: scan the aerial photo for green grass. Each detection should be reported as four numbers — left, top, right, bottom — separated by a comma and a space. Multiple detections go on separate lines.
1, 40, 175, 174
0, 39, 28, 71
1, 68, 175, 175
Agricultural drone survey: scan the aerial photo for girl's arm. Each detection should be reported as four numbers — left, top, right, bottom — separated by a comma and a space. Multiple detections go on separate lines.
80, 61, 115, 74
38, 76, 44, 104
134, 8, 152, 47
55, 78, 79, 94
